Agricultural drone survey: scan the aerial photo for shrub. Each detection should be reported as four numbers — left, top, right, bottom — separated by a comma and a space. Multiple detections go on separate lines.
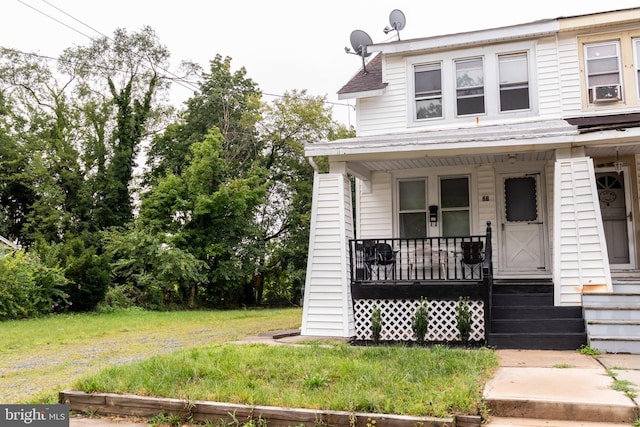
0, 250, 69, 320
411, 298, 429, 344
371, 304, 382, 344
96, 284, 138, 312
456, 296, 472, 344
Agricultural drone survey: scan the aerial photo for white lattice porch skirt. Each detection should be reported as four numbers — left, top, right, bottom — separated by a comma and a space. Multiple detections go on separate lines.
354, 298, 485, 342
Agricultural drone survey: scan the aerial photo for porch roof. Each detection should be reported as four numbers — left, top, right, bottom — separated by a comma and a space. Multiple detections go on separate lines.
306, 119, 577, 159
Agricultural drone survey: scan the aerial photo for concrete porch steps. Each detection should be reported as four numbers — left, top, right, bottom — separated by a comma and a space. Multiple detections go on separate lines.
584, 282, 640, 354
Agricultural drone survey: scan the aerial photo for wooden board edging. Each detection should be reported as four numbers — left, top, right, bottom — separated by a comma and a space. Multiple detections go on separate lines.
59, 390, 465, 427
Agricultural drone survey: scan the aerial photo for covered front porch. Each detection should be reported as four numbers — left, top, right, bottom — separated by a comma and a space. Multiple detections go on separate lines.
349, 223, 494, 344
301, 119, 640, 344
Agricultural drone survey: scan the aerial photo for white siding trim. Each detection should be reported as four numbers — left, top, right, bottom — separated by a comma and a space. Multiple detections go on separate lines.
477, 165, 498, 265
358, 172, 393, 239
301, 173, 355, 337
553, 156, 612, 306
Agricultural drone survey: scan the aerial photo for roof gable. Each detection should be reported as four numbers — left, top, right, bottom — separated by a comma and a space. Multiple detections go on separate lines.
337, 54, 386, 99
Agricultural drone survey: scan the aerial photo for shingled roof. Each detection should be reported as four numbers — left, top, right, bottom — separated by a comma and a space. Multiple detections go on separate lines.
337, 54, 387, 97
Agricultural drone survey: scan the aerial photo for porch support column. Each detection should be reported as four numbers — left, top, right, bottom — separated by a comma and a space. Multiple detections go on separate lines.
301, 171, 355, 337
553, 149, 612, 306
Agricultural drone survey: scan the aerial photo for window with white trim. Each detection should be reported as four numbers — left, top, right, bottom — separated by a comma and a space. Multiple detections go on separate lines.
440, 177, 470, 237
455, 58, 485, 116
584, 41, 622, 103
398, 179, 427, 238
414, 63, 442, 120
499, 52, 530, 112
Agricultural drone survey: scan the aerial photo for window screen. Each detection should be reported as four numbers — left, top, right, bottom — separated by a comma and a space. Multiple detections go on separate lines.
504, 177, 537, 222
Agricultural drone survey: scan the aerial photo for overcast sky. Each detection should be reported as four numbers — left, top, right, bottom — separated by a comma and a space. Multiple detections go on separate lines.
1, 0, 637, 127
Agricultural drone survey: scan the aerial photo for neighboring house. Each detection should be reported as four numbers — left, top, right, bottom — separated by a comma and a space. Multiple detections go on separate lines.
301, 8, 640, 352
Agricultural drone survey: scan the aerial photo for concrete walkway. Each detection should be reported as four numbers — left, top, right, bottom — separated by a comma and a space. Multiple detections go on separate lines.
69, 332, 640, 426
484, 350, 640, 425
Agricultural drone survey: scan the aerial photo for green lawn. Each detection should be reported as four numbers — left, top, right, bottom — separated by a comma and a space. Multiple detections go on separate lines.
74, 342, 497, 418
0, 308, 302, 403
1, 308, 498, 419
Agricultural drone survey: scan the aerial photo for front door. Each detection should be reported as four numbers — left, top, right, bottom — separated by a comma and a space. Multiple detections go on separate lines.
499, 173, 547, 273
596, 168, 635, 268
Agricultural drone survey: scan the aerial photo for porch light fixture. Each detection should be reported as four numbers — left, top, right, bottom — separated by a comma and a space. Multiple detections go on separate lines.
614, 148, 623, 174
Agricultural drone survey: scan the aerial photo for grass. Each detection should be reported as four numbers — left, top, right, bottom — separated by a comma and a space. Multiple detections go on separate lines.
606, 367, 639, 399
0, 308, 302, 404
577, 344, 600, 356
73, 343, 498, 418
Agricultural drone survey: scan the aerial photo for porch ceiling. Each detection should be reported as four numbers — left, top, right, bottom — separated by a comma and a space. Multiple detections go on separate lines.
351, 151, 556, 171
349, 144, 640, 173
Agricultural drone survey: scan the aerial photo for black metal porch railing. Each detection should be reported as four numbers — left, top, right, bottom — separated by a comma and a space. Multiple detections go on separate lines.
350, 230, 488, 283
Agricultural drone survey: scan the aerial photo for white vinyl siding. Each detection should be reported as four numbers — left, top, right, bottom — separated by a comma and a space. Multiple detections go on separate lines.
556, 33, 583, 116
357, 55, 406, 137
536, 36, 562, 118
357, 172, 393, 239
634, 38, 640, 100
553, 157, 612, 306
477, 165, 498, 265
301, 173, 355, 337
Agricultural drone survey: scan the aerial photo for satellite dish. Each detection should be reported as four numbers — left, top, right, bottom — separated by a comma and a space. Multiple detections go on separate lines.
384, 9, 406, 40
345, 29, 374, 73
349, 30, 373, 58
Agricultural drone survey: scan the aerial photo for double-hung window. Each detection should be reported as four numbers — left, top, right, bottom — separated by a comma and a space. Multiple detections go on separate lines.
585, 41, 622, 103
499, 53, 530, 111
440, 177, 470, 237
414, 63, 443, 120
455, 58, 485, 116
399, 180, 427, 238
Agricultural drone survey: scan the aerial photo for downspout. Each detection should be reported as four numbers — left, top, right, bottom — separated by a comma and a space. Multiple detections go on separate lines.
307, 156, 319, 172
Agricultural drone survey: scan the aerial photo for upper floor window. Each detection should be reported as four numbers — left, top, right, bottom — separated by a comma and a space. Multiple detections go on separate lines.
414, 63, 442, 120
584, 41, 622, 103
499, 53, 530, 111
455, 58, 485, 116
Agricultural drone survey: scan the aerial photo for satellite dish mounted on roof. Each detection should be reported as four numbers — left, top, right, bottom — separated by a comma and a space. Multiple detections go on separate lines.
383, 9, 406, 40
344, 29, 373, 74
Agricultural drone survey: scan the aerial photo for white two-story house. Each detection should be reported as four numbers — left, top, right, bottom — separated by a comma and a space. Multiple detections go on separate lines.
301, 8, 640, 352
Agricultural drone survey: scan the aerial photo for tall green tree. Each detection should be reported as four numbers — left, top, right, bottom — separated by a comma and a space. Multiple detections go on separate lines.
0, 48, 83, 244
58, 26, 171, 230
146, 54, 262, 182
139, 128, 266, 306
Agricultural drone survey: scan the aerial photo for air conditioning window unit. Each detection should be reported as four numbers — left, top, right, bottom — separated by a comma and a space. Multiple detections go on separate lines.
590, 84, 621, 103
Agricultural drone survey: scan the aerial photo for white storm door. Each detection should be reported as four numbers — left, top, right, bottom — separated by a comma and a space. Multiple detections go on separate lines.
500, 173, 546, 272
596, 168, 635, 269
